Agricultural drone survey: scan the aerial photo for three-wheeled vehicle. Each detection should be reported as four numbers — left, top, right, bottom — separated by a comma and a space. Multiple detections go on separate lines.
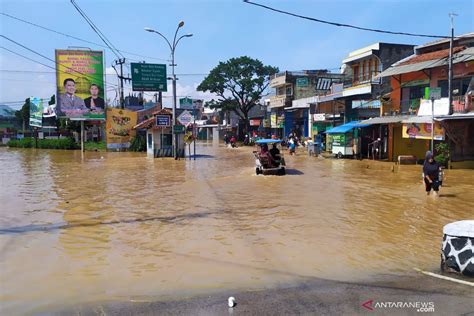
254, 139, 286, 175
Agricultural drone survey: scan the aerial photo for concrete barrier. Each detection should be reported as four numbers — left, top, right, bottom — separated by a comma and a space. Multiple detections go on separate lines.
441, 220, 474, 277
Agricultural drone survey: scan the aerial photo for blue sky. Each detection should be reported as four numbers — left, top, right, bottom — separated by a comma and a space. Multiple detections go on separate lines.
1, 0, 472, 109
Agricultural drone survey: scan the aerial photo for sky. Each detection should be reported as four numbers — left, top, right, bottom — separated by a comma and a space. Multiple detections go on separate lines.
1, 0, 473, 109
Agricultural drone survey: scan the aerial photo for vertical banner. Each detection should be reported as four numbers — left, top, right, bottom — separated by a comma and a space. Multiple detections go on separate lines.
29, 97, 43, 128
55, 50, 105, 119
106, 108, 138, 149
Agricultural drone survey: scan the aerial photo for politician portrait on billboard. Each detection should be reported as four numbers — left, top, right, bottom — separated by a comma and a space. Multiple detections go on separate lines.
55, 49, 106, 119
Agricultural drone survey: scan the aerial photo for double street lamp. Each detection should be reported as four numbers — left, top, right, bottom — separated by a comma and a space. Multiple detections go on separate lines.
145, 22, 193, 159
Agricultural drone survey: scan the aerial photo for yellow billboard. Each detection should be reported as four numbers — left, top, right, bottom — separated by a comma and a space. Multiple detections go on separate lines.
402, 122, 444, 140
106, 108, 138, 149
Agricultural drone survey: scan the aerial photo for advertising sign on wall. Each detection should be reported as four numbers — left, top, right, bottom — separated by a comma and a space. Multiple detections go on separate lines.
106, 108, 138, 149
402, 122, 444, 140
250, 119, 261, 126
271, 113, 277, 128
55, 50, 105, 119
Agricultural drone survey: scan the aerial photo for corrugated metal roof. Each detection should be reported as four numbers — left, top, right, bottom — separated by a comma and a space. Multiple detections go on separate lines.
359, 115, 411, 125
378, 47, 474, 78
402, 116, 433, 124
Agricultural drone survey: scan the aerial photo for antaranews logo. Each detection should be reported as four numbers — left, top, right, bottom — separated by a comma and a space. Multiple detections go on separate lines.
361, 299, 435, 313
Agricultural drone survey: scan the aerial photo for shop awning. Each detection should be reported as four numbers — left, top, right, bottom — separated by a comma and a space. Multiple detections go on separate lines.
325, 121, 370, 134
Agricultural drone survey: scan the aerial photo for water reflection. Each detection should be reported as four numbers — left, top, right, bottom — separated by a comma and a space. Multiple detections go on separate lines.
0, 145, 473, 314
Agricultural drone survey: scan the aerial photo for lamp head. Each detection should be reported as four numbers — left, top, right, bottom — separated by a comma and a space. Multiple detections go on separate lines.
185, 33, 193, 37
178, 21, 185, 28
144, 27, 154, 32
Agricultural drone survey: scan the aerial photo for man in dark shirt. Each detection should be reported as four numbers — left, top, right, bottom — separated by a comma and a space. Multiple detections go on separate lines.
269, 143, 281, 164
423, 151, 441, 196
84, 84, 105, 110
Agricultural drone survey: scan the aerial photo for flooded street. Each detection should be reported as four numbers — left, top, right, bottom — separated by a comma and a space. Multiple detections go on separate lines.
0, 144, 473, 315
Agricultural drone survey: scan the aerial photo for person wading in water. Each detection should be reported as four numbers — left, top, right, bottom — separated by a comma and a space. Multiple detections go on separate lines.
423, 151, 442, 196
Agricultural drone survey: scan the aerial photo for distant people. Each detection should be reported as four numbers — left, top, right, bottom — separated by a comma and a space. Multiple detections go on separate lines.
244, 134, 250, 145
288, 138, 296, 155
84, 84, 105, 110
224, 134, 229, 145
230, 135, 237, 148
423, 151, 442, 196
57, 78, 87, 115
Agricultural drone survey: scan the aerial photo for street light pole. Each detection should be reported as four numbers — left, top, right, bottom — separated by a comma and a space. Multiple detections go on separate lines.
145, 22, 193, 159
448, 13, 457, 115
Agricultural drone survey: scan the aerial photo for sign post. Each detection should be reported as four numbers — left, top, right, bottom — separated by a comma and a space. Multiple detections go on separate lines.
429, 87, 442, 152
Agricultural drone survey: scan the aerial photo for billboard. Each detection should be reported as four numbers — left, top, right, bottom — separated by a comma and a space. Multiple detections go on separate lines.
55, 50, 105, 119
29, 97, 43, 128
403, 122, 444, 140
106, 108, 138, 149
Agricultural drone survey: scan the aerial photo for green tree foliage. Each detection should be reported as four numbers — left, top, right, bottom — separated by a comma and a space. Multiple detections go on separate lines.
15, 98, 30, 131
129, 134, 146, 152
434, 142, 450, 166
197, 56, 278, 134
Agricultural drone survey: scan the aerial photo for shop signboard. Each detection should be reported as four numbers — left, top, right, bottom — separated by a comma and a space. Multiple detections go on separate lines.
156, 115, 171, 127
313, 113, 326, 121
263, 118, 270, 128
271, 114, 277, 128
250, 119, 261, 126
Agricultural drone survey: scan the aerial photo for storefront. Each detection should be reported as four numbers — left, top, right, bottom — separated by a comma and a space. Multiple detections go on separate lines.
325, 121, 369, 157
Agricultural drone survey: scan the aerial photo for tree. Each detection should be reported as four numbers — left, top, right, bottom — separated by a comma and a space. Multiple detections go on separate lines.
15, 98, 30, 132
197, 56, 278, 136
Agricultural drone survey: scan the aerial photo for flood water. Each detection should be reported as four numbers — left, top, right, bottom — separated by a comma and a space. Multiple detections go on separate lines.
0, 144, 473, 314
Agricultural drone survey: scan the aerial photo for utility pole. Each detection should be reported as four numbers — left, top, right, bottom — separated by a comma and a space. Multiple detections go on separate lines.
114, 58, 131, 109
448, 13, 457, 115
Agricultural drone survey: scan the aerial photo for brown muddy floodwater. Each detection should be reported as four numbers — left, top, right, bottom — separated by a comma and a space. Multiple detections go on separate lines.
0, 144, 473, 314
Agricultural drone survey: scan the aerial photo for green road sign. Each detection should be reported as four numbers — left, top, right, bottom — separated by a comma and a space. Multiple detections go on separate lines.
296, 77, 309, 87
173, 125, 185, 133
131, 63, 167, 92
429, 87, 442, 100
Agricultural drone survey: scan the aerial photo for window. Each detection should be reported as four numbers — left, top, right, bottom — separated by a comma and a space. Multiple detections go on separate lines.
353, 65, 360, 82
285, 85, 293, 96
438, 77, 472, 98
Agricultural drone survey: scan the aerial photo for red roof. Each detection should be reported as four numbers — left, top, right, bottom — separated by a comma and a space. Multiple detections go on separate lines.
400, 46, 465, 65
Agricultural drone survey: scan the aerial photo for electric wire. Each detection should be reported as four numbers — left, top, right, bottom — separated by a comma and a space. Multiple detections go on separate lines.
243, 0, 449, 39
0, 12, 168, 62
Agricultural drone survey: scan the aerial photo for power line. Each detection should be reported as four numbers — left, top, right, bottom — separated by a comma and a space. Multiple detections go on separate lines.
70, 0, 123, 59
0, 69, 211, 76
243, 0, 449, 39
0, 45, 119, 89
0, 12, 169, 62
0, 69, 117, 76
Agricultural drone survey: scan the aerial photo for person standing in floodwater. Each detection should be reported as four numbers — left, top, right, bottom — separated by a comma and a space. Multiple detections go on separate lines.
423, 151, 442, 196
